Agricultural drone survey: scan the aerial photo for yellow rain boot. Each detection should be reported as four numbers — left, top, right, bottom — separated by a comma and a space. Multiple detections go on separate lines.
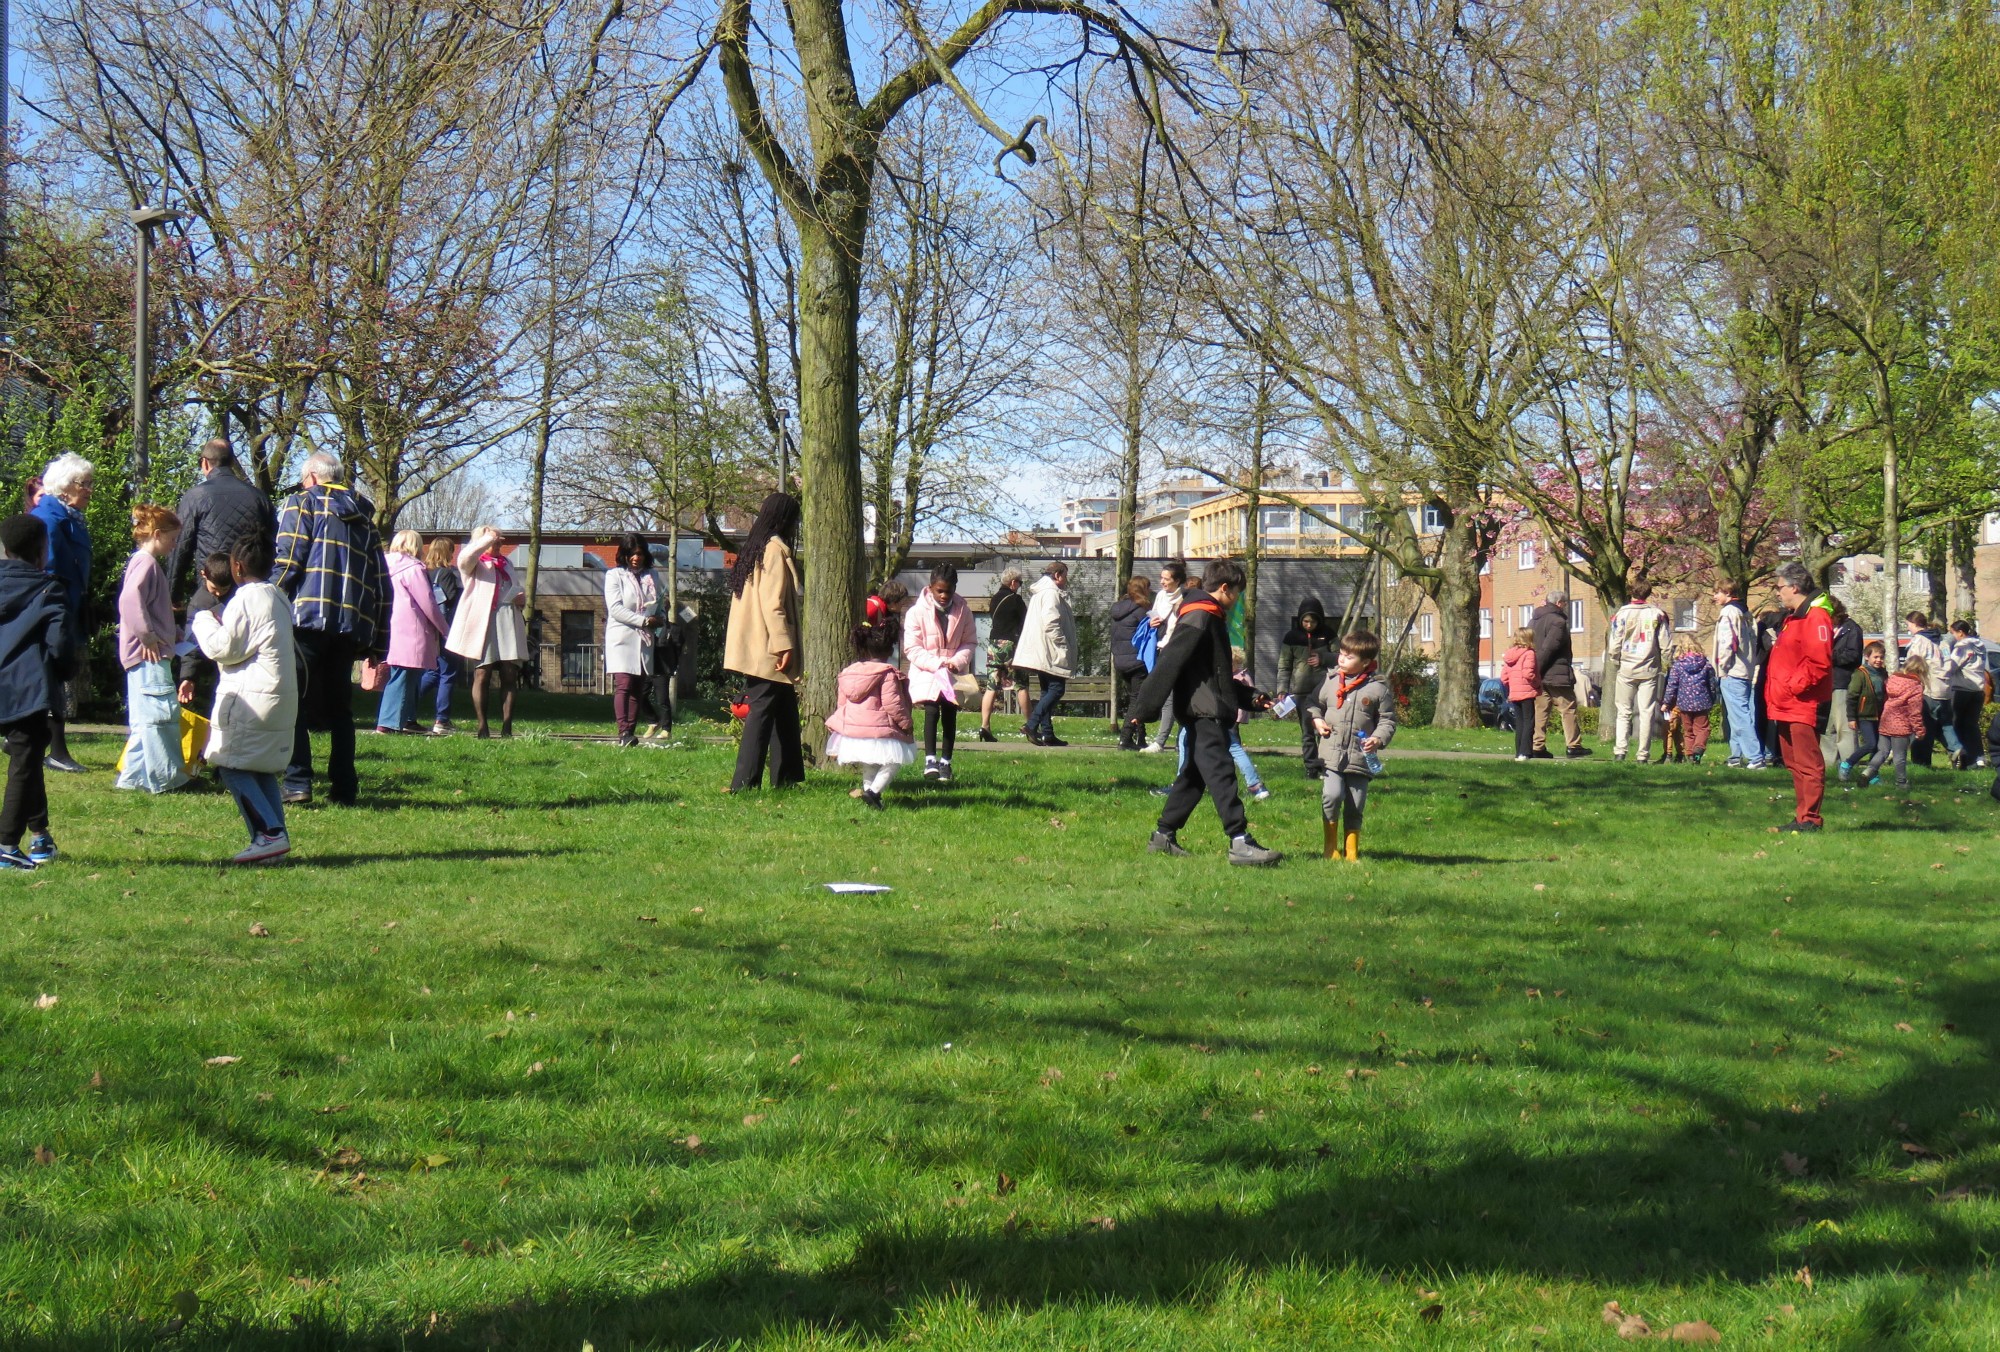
1323, 820, 1340, 859
1343, 829, 1360, 862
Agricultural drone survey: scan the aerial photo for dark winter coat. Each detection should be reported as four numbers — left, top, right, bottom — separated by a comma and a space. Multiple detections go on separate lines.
30, 494, 91, 644
1828, 619, 1864, 690
1278, 596, 1335, 697
1129, 589, 1237, 725
1530, 600, 1575, 688
988, 588, 1027, 647
1108, 598, 1149, 676
270, 482, 390, 651
167, 469, 277, 602
0, 557, 75, 724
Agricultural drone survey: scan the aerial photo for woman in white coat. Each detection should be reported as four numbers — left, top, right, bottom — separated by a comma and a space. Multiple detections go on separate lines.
191, 538, 299, 865
1010, 561, 1077, 746
604, 533, 664, 746
444, 525, 528, 738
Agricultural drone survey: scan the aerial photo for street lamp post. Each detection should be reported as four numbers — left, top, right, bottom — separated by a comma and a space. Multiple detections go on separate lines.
128, 205, 180, 490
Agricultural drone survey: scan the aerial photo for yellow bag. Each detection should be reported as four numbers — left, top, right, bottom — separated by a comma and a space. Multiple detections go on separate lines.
113, 707, 212, 773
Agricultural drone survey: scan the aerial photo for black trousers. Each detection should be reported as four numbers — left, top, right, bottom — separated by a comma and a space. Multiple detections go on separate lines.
0, 716, 51, 846
1295, 703, 1325, 776
1952, 689, 1985, 764
921, 699, 957, 758
1513, 698, 1538, 758
287, 629, 359, 803
1156, 716, 1248, 840
651, 667, 674, 737
732, 676, 804, 790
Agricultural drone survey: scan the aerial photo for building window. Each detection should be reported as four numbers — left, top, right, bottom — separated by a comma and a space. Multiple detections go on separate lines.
1479, 607, 1492, 639
1421, 504, 1446, 533
1518, 604, 1534, 630
1300, 509, 1336, 534
1340, 503, 1373, 534
1569, 600, 1585, 632
1258, 506, 1294, 536
1674, 598, 1698, 631
559, 610, 598, 689
1518, 538, 1538, 569
1419, 613, 1434, 642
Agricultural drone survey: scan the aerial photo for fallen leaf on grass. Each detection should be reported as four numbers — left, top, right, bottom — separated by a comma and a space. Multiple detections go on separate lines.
1086, 1216, 1115, 1231
787, 1053, 803, 1066
1418, 1303, 1443, 1323
1668, 1322, 1722, 1344
248, 923, 272, 937
205, 1055, 241, 1067
683, 1134, 703, 1152
637, 915, 658, 924
525, 1062, 544, 1077
742, 1113, 766, 1127
1781, 1151, 1809, 1177
315, 1104, 349, 1115
31, 1145, 54, 1165
1047, 817, 1066, 830
327, 1147, 362, 1169
1602, 1301, 1650, 1340
996, 1171, 1016, 1195
1796, 1265, 1813, 1291
1900, 1141, 1939, 1160
382, 920, 399, 931
1753, 850, 1768, 859
33, 993, 57, 1010
1895, 1022, 1915, 1033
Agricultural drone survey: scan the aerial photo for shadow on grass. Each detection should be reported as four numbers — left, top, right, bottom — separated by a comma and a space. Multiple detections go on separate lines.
24, 964, 2000, 1349
145, 846, 584, 870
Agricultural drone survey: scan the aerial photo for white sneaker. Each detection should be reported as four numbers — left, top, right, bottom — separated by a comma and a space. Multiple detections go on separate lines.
232, 832, 291, 865
1515, 754, 1529, 762
1250, 785, 1272, 802
1141, 742, 1164, 754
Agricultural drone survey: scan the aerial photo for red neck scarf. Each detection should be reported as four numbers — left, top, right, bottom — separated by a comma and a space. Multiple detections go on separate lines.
1334, 663, 1377, 709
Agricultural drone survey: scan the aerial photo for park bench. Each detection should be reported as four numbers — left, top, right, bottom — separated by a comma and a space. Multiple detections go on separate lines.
1057, 675, 1116, 715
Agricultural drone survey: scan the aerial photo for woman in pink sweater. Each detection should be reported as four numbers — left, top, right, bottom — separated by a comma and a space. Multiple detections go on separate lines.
823, 621, 914, 810
1500, 628, 1541, 762
116, 504, 191, 793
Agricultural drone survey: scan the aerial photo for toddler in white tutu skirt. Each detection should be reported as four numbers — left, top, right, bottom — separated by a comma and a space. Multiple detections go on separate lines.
824, 619, 915, 809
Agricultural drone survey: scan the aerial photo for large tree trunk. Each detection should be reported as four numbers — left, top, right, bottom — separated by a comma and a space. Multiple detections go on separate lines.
1431, 505, 1484, 728
794, 211, 868, 754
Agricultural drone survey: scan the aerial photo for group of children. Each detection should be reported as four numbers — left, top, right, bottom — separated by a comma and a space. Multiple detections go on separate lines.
0, 503, 299, 870
821, 559, 1398, 863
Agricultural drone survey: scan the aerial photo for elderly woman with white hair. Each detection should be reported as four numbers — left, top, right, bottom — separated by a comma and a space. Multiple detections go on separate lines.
375, 529, 450, 735
31, 454, 95, 773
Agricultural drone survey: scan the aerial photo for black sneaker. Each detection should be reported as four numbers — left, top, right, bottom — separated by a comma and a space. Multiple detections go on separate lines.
1565, 746, 1594, 758
1041, 735, 1069, 748
1778, 820, 1823, 833
43, 755, 86, 775
1148, 829, 1190, 857
861, 790, 884, 811
1528, 749, 1555, 760
281, 789, 312, 805
1228, 834, 1283, 866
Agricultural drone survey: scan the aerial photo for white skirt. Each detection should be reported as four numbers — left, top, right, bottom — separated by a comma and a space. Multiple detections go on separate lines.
826, 732, 915, 766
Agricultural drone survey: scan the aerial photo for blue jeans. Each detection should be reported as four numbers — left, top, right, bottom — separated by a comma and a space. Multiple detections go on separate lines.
417, 652, 458, 723
377, 665, 423, 731
1178, 724, 1262, 789
116, 660, 188, 793
1719, 676, 1760, 762
219, 767, 286, 840
1027, 673, 1066, 737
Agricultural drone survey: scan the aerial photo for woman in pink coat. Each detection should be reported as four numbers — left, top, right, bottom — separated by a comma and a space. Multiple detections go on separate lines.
377, 530, 450, 734
902, 562, 975, 782
824, 620, 914, 809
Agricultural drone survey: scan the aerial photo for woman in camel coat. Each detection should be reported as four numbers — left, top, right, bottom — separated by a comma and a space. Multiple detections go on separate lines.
724, 492, 804, 790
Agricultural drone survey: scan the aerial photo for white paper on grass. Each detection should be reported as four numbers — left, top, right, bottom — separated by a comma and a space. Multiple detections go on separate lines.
823, 882, 893, 894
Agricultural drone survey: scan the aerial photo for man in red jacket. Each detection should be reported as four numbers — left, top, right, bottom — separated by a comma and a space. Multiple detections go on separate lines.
1764, 562, 1835, 831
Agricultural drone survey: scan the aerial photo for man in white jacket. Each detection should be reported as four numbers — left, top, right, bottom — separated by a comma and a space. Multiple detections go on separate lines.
1608, 582, 1670, 763
1712, 581, 1762, 767
1011, 562, 1077, 746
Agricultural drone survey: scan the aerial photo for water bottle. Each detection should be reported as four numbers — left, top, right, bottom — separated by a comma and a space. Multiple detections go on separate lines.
1356, 731, 1383, 776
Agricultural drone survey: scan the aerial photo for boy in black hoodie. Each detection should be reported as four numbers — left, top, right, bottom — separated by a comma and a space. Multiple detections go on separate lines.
1125, 560, 1282, 866
0, 513, 76, 869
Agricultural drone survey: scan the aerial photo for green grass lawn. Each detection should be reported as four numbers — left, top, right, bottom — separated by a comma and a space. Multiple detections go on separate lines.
6, 706, 2000, 1349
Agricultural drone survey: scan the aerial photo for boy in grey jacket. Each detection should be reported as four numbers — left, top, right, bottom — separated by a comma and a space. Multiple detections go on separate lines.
1306, 629, 1398, 861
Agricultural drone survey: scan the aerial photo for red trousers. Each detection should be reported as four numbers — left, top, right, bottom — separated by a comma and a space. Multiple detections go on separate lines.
1775, 720, 1824, 826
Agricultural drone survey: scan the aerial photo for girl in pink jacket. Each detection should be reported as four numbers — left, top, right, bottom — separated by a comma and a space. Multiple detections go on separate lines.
1501, 628, 1541, 761
824, 621, 915, 810
903, 562, 975, 782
